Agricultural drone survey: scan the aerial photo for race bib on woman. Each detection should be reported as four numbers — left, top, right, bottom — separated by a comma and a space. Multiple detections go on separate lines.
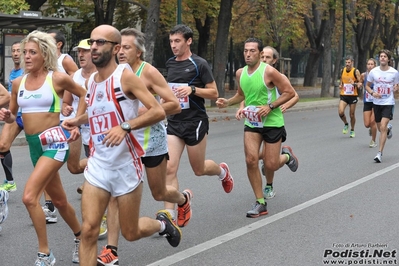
38, 126, 69, 151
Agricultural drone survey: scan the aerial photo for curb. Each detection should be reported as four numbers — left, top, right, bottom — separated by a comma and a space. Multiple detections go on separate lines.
206, 98, 343, 122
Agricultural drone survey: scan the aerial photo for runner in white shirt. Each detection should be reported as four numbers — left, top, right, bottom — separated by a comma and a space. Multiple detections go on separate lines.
62, 25, 182, 265
366, 49, 399, 162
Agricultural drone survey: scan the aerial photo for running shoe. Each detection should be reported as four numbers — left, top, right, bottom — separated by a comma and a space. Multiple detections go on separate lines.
42, 204, 58, 224
281, 146, 299, 172
342, 124, 349, 134
220, 162, 234, 193
35, 251, 56, 266
263, 185, 275, 199
156, 210, 182, 247
387, 123, 393, 139
374, 151, 382, 163
72, 238, 80, 264
0, 180, 17, 192
177, 189, 193, 227
99, 214, 107, 239
246, 201, 268, 218
350, 130, 355, 138
369, 140, 377, 148
97, 246, 119, 266
0, 189, 9, 224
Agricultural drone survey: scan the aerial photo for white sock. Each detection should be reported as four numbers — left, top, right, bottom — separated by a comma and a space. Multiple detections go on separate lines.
165, 209, 176, 221
218, 167, 226, 180
158, 220, 166, 233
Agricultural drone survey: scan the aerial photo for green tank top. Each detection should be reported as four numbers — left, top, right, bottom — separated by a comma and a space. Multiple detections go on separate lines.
240, 62, 284, 128
135, 61, 146, 77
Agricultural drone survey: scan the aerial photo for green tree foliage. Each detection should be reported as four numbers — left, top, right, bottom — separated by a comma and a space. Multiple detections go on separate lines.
259, 0, 307, 54
113, 1, 142, 30
378, 1, 399, 54
0, 0, 29, 14
33, 0, 399, 85
42, 0, 94, 40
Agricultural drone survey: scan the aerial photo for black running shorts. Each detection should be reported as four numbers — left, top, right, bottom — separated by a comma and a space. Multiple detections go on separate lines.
363, 102, 373, 112
141, 153, 169, 168
373, 104, 393, 123
340, 95, 358, 105
244, 125, 287, 143
167, 118, 209, 146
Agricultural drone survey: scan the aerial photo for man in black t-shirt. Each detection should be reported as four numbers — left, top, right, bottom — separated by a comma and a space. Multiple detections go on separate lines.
163, 24, 234, 226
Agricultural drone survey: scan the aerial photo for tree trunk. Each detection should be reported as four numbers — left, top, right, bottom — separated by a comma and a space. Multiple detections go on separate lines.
195, 15, 213, 59
303, 50, 321, 87
303, 4, 326, 87
349, 2, 380, 73
213, 0, 234, 104
333, 37, 343, 97
144, 0, 161, 64
321, 7, 335, 97
93, 0, 117, 26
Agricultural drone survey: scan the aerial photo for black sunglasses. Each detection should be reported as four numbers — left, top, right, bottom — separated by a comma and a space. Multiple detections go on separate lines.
87, 39, 119, 46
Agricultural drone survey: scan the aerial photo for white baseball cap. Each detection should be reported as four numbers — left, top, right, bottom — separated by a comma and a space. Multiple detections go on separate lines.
72, 39, 90, 51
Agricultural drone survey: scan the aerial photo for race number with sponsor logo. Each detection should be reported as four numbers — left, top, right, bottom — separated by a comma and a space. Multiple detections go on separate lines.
168, 83, 190, 109
242, 106, 265, 128
38, 126, 69, 151
343, 84, 355, 95
89, 112, 119, 145
376, 84, 393, 98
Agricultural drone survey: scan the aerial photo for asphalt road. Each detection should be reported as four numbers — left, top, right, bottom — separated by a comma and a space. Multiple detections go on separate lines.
1, 104, 398, 266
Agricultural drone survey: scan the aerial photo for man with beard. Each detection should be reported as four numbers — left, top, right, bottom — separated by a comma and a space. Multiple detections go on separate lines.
338, 56, 362, 138
97, 27, 189, 266
62, 24, 182, 265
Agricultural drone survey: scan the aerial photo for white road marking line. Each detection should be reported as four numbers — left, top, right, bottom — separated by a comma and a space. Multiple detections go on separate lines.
147, 163, 399, 266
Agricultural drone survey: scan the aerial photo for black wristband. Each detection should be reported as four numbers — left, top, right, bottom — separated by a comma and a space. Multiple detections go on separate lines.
191, 85, 196, 95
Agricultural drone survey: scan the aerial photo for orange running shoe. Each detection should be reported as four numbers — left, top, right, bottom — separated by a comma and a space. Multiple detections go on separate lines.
97, 246, 119, 266
177, 189, 193, 227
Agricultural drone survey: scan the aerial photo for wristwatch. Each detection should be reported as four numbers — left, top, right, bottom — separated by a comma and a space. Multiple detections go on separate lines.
120, 122, 131, 133
268, 103, 275, 110
191, 85, 196, 95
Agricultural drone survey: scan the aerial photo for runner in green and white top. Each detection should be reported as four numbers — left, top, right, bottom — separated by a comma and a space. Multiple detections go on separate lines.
216, 37, 299, 218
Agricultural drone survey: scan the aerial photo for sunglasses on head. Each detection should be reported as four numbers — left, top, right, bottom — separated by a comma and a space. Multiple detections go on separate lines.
87, 39, 119, 46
